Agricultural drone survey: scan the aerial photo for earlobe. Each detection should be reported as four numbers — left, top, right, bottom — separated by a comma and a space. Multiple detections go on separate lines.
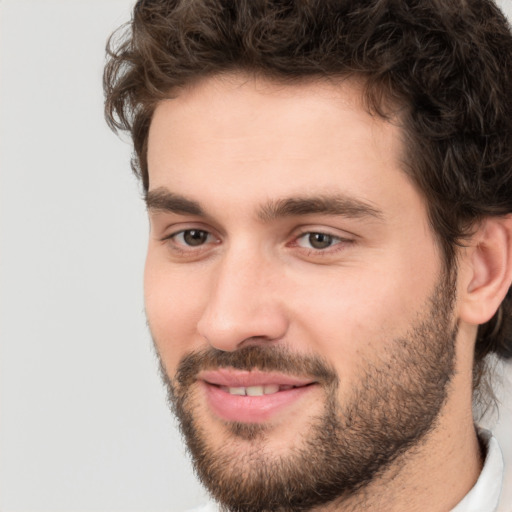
459, 215, 512, 326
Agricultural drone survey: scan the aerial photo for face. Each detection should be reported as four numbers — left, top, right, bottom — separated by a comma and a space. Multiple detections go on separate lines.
145, 75, 457, 511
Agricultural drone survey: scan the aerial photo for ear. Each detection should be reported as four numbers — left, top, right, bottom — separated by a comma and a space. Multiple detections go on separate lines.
458, 215, 512, 325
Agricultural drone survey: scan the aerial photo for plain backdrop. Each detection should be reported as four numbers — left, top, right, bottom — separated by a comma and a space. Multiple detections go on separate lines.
0, 1, 511, 511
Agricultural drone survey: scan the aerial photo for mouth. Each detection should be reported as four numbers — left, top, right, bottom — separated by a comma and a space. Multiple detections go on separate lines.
216, 383, 306, 396
198, 369, 318, 423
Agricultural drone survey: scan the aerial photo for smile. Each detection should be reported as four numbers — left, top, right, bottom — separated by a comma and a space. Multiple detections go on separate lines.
198, 369, 318, 423
218, 384, 299, 396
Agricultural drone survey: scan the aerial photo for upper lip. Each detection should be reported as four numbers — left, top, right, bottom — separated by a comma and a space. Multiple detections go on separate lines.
198, 369, 316, 388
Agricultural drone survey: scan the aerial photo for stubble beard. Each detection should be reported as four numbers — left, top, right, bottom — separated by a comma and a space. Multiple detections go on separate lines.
155, 273, 458, 512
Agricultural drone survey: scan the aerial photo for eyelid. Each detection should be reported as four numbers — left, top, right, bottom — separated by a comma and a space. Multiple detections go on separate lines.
292, 225, 355, 241
164, 229, 218, 244
157, 223, 355, 257
174, 229, 214, 244
288, 227, 356, 256
158, 225, 222, 259
295, 231, 343, 248
158, 221, 219, 241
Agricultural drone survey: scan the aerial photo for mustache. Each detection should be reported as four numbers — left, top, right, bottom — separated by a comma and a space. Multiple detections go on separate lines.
173, 345, 339, 389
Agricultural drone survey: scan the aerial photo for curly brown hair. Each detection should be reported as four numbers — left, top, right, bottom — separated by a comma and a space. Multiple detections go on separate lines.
104, 0, 512, 391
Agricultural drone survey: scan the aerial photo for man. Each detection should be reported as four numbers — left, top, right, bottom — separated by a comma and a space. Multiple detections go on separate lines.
104, 0, 512, 510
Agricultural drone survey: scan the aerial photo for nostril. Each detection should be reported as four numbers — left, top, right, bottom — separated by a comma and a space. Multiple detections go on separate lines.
197, 307, 289, 353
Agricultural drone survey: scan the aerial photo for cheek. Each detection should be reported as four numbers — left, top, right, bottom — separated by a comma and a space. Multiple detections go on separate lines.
144, 250, 207, 373
287, 253, 439, 380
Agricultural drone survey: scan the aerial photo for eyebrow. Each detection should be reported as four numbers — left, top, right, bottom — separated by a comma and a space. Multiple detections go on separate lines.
145, 188, 204, 216
257, 195, 384, 222
145, 187, 384, 222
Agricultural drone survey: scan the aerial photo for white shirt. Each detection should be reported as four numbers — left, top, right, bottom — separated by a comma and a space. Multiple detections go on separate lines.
189, 431, 506, 512
451, 429, 505, 512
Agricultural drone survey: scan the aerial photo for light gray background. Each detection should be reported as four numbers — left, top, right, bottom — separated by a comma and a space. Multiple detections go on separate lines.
0, 1, 511, 510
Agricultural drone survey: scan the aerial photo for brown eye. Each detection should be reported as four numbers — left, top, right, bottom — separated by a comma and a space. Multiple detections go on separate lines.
306, 233, 335, 249
181, 229, 209, 246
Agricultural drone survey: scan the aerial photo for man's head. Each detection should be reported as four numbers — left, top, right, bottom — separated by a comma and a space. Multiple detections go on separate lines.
104, 1, 512, 510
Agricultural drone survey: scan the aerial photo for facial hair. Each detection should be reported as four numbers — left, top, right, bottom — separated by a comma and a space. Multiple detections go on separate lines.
155, 273, 457, 512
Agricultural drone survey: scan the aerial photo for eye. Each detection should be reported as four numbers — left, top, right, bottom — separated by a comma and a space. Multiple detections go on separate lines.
172, 229, 213, 247
296, 232, 341, 250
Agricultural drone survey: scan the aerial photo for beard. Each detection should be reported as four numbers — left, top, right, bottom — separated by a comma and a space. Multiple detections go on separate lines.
155, 273, 458, 512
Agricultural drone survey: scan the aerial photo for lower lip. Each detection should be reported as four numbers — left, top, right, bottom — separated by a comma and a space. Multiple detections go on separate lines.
202, 381, 317, 423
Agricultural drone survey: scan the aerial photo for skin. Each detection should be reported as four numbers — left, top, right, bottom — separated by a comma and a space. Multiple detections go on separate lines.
145, 74, 486, 511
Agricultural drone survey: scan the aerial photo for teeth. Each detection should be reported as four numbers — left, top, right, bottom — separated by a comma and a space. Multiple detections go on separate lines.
222, 384, 283, 396
246, 386, 264, 396
227, 387, 246, 396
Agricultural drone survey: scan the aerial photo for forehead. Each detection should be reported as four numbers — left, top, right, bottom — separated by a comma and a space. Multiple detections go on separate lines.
147, 73, 408, 212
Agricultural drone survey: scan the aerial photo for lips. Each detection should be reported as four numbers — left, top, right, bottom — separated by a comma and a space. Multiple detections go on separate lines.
217, 384, 292, 396
198, 369, 317, 423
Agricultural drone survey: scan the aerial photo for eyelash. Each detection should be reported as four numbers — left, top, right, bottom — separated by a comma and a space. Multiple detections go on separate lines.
292, 231, 351, 254
161, 229, 218, 254
161, 228, 353, 257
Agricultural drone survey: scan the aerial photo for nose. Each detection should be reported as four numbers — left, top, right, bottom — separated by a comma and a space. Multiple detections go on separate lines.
196, 247, 289, 352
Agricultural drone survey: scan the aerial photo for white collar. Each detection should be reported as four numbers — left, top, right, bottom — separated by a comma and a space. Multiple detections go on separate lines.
450, 429, 504, 512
